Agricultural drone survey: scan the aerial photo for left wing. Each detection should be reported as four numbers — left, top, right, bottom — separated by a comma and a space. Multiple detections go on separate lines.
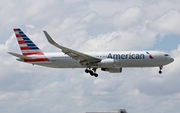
43, 31, 101, 66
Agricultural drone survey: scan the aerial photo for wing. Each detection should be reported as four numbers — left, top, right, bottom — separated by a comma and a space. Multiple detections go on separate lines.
43, 31, 101, 66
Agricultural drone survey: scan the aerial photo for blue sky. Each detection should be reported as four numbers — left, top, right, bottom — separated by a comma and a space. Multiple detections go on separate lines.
0, 0, 180, 113
154, 34, 180, 51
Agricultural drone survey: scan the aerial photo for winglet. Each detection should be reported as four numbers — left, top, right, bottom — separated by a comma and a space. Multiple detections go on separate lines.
43, 31, 57, 45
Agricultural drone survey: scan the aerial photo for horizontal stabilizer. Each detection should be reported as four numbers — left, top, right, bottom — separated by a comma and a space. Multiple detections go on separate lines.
8, 52, 35, 59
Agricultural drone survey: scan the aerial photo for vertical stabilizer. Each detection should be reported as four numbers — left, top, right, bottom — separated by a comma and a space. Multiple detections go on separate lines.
13, 28, 44, 56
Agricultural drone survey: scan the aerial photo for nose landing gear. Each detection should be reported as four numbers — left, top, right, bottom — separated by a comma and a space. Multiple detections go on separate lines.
159, 66, 163, 74
85, 68, 98, 77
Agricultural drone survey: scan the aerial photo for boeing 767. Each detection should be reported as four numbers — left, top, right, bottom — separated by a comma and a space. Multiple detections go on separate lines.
8, 28, 174, 77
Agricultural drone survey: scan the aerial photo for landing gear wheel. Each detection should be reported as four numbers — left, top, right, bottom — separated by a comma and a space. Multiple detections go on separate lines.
89, 70, 94, 76
159, 66, 163, 74
85, 69, 89, 73
159, 70, 162, 74
84, 68, 98, 77
93, 73, 98, 77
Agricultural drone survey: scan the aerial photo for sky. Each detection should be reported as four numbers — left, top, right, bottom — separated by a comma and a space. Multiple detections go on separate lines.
0, 0, 180, 113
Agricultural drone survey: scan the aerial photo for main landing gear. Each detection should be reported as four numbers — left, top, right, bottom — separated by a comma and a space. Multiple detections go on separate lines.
159, 66, 163, 74
85, 68, 98, 77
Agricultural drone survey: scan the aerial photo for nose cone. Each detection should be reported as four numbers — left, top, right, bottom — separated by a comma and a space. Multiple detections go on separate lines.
168, 57, 174, 63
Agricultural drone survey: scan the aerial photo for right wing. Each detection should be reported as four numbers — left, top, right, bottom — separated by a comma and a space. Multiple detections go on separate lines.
43, 31, 101, 66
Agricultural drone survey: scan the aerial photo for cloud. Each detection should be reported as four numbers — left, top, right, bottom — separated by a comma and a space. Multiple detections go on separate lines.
79, 28, 157, 51
83, 12, 99, 23
151, 10, 180, 34
25, 25, 35, 29
113, 6, 142, 29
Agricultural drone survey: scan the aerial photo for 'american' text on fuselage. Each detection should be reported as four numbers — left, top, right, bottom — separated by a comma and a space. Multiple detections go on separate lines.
107, 53, 145, 59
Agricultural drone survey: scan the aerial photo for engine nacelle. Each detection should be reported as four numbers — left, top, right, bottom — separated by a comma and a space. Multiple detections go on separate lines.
98, 59, 116, 68
101, 67, 122, 73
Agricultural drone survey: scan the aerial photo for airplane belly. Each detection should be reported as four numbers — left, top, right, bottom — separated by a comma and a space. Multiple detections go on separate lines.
50, 58, 84, 68
31, 58, 85, 68
116, 59, 162, 67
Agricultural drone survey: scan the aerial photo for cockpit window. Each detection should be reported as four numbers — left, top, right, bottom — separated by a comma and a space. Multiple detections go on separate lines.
164, 54, 169, 56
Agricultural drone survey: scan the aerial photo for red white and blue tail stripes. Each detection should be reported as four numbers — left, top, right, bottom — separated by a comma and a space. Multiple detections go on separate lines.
14, 28, 44, 56
14, 28, 50, 62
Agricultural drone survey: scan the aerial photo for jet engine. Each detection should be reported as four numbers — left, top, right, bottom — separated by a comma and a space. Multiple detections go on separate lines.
98, 59, 117, 68
101, 67, 122, 73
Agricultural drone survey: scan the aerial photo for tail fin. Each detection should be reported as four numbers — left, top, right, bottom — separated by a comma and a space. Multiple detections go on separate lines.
13, 28, 44, 56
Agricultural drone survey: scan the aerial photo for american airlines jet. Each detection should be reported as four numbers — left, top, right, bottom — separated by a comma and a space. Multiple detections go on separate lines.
8, 28, 174, 77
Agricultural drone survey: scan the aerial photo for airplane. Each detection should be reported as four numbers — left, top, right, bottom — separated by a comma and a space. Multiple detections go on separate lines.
8, 28, 174, 77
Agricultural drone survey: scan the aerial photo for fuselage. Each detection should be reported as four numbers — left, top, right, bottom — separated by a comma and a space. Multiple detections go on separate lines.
17, 51, 174, 69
